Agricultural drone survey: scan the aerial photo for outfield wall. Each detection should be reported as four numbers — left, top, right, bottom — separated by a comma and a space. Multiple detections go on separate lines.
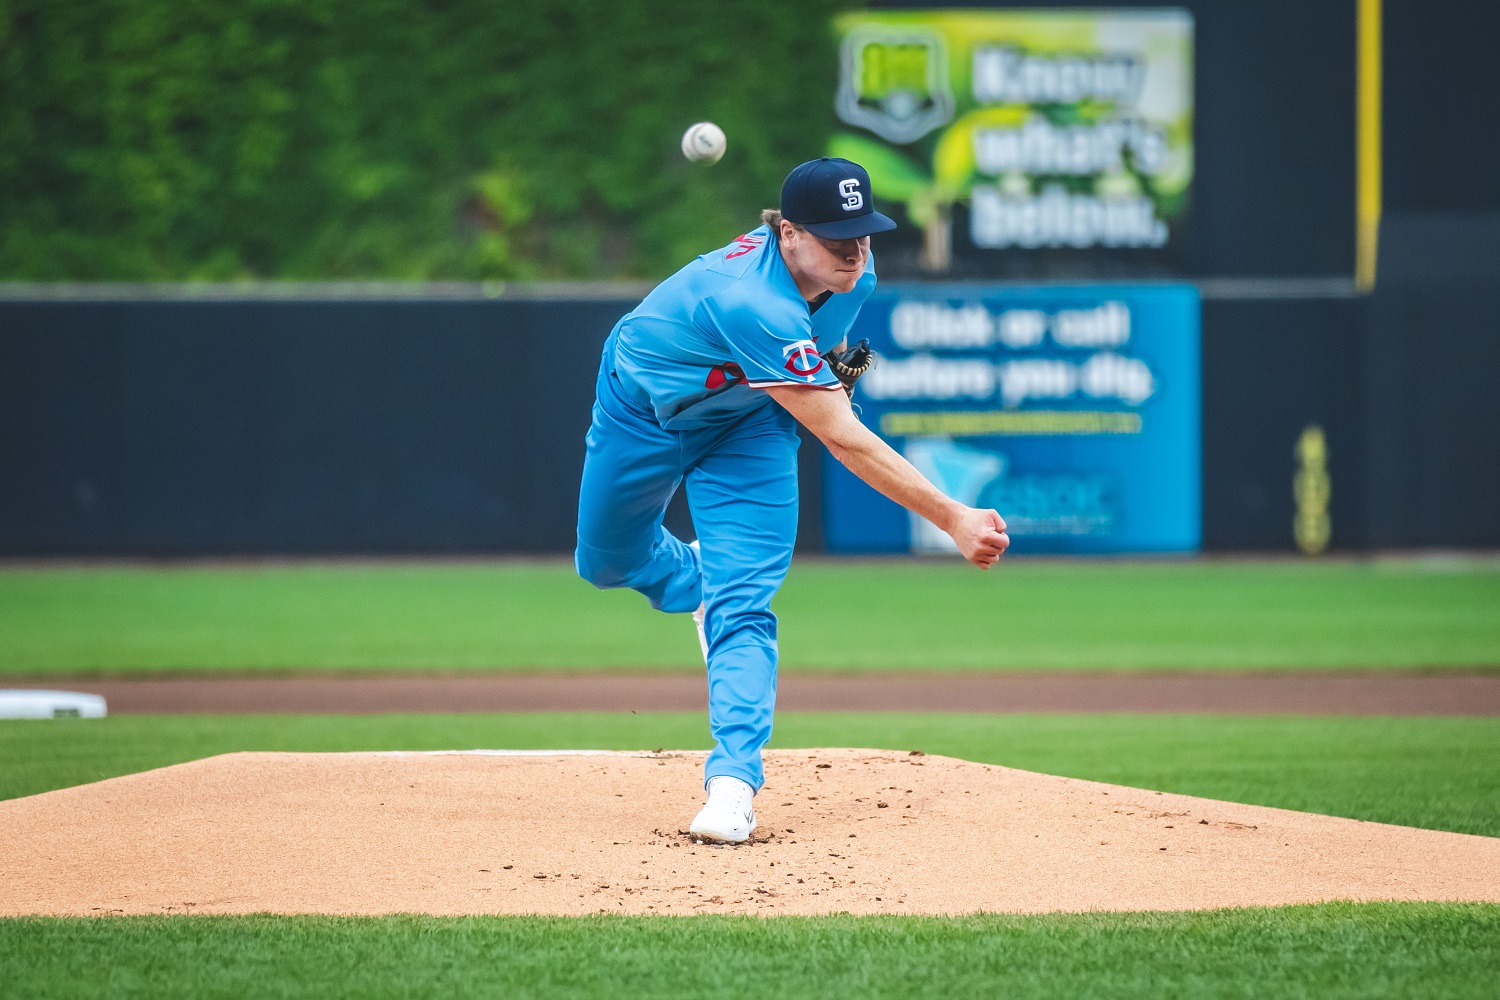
2, 287, 1496, 556
0, 298, 612, 555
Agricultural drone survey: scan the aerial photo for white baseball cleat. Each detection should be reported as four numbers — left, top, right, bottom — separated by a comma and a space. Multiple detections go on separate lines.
689, 540, 708, 663
689, 775, 757, 843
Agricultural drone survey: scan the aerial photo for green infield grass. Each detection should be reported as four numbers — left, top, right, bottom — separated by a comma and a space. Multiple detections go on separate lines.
2, 557, 1498, 674
4, 713, 1497, 835
2, 904, 1497, 999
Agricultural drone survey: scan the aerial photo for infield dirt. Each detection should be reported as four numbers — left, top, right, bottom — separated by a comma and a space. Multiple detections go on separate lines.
3, 748, 1497, 917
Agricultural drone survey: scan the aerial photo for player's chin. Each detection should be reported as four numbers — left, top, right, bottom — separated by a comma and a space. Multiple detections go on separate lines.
827, 270, 863, 293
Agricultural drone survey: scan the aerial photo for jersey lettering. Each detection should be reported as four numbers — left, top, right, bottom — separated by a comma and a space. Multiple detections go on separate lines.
725, 233, 766, 260
705, 362, 745, 390
839, 179, 864, 212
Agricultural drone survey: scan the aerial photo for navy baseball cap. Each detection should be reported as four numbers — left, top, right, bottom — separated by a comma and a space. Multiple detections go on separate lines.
780, 157, 897, 239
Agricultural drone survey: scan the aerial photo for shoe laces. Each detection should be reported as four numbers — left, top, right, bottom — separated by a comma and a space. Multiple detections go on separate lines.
707, 776, 754, 817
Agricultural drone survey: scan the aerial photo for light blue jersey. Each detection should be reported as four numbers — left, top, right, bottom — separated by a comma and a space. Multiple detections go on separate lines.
578, 221, 883, 792
604, 225, 876, 430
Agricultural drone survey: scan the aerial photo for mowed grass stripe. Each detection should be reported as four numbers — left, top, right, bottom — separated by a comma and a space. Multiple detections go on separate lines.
4, 713, 1497, 836
1, 559, 1498, 673
2, 904, 1497, 1000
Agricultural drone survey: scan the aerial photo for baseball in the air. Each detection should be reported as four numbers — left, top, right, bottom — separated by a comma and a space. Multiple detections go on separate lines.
681, 121, 727, 164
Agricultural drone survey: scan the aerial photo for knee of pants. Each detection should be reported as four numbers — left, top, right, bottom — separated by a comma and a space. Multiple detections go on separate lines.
575, 544, 630, 591
711, 606, 779, 650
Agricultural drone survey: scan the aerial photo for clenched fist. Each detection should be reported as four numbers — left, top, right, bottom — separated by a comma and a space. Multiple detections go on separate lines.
949, 507, 1009, 569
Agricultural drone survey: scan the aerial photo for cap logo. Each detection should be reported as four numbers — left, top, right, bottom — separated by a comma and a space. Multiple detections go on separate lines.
839, 179, 864, 212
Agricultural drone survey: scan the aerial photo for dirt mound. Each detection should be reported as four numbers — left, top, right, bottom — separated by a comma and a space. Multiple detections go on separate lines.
2, 749, 1496, 916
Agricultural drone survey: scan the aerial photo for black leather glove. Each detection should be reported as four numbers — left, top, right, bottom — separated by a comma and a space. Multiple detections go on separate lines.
820, 339, 875, 399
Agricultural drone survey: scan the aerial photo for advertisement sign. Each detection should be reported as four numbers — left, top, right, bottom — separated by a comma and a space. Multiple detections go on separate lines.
831, 9, 1194, 274
824, 285, 1200, 554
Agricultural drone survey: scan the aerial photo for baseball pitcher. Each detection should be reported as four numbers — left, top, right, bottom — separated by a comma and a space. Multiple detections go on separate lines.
575, 157, 1009, 842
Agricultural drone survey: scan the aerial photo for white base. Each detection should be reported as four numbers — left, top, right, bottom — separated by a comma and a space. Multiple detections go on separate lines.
0, 690, 107, 720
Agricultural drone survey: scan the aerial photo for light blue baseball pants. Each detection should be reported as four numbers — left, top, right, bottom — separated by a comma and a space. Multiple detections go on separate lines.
575, 366, 800, 792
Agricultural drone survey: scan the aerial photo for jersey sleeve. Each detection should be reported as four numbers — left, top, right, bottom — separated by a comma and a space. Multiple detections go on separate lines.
697, 292, 845, 391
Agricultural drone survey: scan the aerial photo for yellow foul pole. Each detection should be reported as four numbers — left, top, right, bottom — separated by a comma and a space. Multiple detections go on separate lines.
1356, 0, 1382, 290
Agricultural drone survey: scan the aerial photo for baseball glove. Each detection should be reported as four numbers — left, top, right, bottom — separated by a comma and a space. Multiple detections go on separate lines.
820, 338, 875, 398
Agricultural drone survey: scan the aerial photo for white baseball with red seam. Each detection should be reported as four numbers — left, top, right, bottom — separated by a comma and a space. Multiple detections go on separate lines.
680, 121, 726, 164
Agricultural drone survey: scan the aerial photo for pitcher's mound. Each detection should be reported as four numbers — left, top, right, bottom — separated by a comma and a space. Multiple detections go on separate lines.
2, 748, 1496, 917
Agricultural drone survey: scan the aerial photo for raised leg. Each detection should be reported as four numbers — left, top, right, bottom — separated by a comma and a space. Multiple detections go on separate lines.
574, 371, 701, 613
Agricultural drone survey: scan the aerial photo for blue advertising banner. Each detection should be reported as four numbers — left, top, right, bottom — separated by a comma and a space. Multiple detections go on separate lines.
825, 284, 1200, 554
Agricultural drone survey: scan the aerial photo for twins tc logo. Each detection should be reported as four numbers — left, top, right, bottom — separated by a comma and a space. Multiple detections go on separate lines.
783, 341, 824, 379
839, 179, 864, 212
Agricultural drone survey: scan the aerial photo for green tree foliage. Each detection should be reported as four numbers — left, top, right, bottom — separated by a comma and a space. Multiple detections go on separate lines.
0, 0, 853, 280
